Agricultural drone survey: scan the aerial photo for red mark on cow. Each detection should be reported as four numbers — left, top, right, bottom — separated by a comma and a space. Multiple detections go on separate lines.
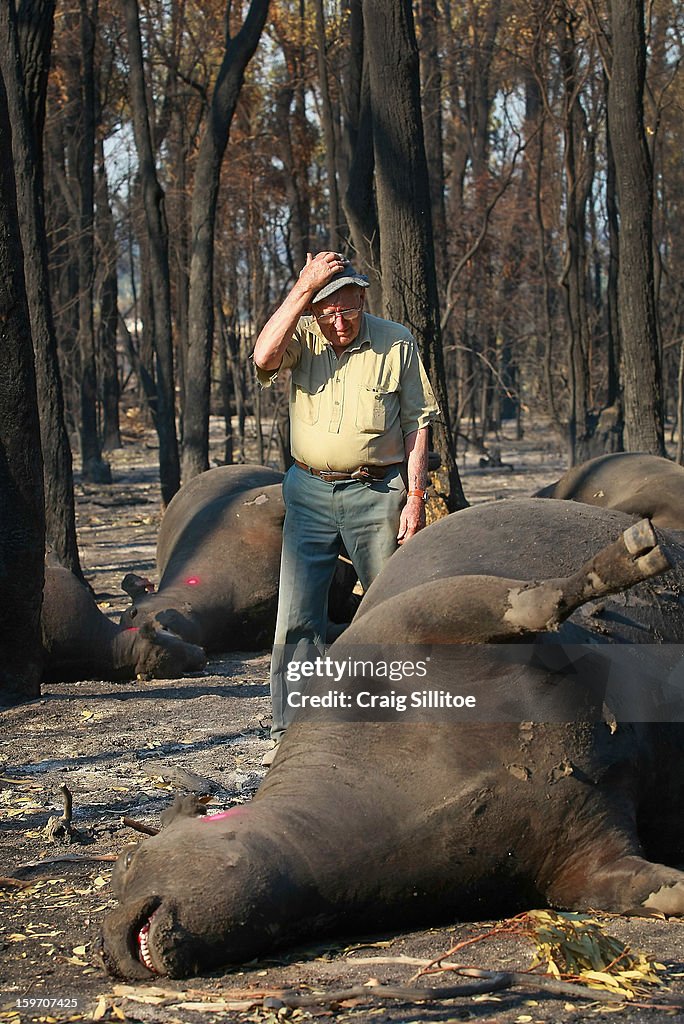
124, 626, 139, 632
200, 808, 242, 823
185, 575, 201, 586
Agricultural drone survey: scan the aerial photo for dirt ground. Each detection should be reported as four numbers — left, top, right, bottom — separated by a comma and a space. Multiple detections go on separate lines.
3, 416, 684, 1024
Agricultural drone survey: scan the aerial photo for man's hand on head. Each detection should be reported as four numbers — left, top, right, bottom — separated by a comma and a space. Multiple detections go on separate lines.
298, 251, 346, 295
253, 252, 349, 371
397, 496, 427, 545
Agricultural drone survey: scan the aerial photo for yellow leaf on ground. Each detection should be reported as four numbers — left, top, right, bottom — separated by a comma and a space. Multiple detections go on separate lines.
92, 996, 108, 1021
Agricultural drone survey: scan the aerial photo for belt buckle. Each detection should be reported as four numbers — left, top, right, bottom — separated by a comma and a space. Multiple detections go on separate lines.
351, 465, 372, 481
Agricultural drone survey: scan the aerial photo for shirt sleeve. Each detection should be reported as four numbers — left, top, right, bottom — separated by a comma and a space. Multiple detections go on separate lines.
398, 337, 441, 436
253, 323, 305, 389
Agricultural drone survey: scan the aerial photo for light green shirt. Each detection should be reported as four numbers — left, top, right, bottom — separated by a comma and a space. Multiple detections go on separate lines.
256, 313, 440, 471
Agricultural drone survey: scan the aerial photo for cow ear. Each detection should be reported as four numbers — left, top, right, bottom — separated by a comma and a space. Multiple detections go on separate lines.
154, 608, 201, 645
121, 573, 155, 599
160, 794, 207, 828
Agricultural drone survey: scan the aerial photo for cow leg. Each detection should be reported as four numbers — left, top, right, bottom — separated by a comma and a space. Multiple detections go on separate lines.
502, 518, 669, 636
350, 519, 671, 644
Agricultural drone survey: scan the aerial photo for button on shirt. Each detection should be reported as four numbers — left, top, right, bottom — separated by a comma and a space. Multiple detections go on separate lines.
256, 312, 440, 471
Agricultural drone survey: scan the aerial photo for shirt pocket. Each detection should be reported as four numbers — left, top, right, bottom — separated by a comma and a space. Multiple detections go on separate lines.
292, 377, 325, 426
355, 383, 397, 434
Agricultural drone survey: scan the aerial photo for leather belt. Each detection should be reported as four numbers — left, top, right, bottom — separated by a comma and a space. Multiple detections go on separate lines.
294, 459, 399, 482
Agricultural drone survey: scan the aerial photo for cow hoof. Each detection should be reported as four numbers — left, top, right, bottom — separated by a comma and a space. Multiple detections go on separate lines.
623, 519, 657, 555
642, 879, 684, 916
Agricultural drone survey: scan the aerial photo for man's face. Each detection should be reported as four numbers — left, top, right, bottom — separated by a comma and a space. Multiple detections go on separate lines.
311, 285, 365, 348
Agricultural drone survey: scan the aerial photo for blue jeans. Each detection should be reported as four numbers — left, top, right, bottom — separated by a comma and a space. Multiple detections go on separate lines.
269, 463, 406, 741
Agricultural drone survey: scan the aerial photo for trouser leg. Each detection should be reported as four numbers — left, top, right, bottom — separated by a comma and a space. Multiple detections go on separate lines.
269, 467, 341, 742
340, 465, 406, 590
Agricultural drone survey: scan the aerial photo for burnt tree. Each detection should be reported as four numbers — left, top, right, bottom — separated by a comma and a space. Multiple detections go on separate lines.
95, 136, 121, 451
70, 0, 111, 482
607, 0, 664, 454
341, 0, 382, 313
363, 0, 467, 510
0, 71, 45, 703
123, 0, 180, 505
558, 9, 595, 464
418, 0, 447, 295
314, 0, 343, 248
0, 0, 84, 578
182, 0, 269, 481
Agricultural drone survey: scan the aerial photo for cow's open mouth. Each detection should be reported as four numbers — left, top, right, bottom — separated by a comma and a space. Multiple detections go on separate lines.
137, 908, 161, 973
126, 898, 163, 975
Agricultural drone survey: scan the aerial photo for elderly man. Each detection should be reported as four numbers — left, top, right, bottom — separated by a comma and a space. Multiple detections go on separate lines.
253, 251, 440, 757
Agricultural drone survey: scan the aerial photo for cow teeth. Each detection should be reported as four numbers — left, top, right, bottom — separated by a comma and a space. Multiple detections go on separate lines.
137, 919, 158, 973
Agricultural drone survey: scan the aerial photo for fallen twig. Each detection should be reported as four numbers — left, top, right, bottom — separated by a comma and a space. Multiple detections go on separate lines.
262, 975, 512, 1008
347, 957, 674, 1003
345, 954, 462, 968
109, 972, 684, 1014
121, 816, 159, 836
13, 853, 118, 869
408, 920, 522, 981
0, 876, 34, 890
435, 967, 628, 1002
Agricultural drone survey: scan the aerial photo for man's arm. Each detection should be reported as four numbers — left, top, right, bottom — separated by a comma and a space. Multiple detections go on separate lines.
253, 251, 346, 372
397, 426, 429, 544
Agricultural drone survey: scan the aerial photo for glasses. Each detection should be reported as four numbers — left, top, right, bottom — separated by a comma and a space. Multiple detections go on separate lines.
314, 305, 362, 326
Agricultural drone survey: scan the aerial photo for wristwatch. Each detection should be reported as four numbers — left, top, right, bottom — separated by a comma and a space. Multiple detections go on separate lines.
407, 488, 428, 501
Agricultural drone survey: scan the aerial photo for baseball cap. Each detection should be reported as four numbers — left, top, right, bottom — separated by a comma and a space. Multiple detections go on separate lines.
312, 261, 370, 304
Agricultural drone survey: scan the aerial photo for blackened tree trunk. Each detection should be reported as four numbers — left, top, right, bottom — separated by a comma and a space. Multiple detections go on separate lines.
558, 12, 594, 464
677, 339, 684, 465
314, 0, 342, 248
274, 78, 310, 274
182, 0, 269, 481
363, 0, 467, 510
44, 116, 80, 432
0, 0, 84, 579
95, 137, 121, 451
342, 0, 382, 313
123, 0, 180, 505
418, 0, 447, 294
272, 2, 311, 274
604, 76, 623, 421
216, 298, 235, 465
607, 0, 664, 454
0, 73, 45, 703
170, 111, 190, 425
136, 217, 157, 421
73, 0, 111, 482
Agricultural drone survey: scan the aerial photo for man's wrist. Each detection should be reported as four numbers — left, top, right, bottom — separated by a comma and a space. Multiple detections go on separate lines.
290, 277, 316, 304
407, 487, 428, 502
